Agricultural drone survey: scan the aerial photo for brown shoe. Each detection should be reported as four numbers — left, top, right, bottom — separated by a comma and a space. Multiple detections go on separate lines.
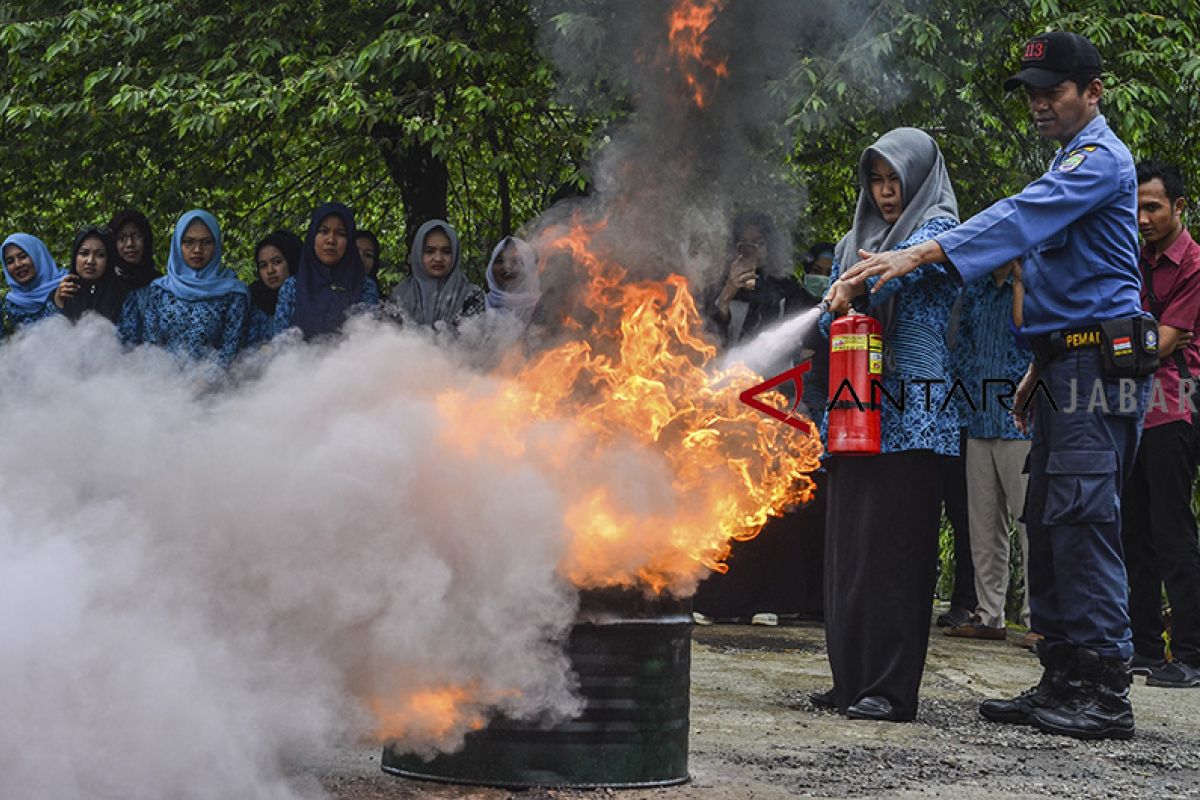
1020, 631, 1045, 650
944, 623, 1007, 640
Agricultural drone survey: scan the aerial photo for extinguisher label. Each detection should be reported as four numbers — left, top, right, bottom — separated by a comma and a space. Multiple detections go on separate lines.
831, 334, 869, 352
868, 334, 884, 374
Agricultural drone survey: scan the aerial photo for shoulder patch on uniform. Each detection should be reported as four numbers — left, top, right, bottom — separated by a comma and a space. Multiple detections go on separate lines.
1058, 152, 1087, 172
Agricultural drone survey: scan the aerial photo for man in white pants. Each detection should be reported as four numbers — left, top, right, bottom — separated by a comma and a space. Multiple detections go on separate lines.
946, 260, 1034, 642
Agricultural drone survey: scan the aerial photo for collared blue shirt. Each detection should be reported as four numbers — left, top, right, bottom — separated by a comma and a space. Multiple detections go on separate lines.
952, 273, 1032, 440
935, 115, 1141, 337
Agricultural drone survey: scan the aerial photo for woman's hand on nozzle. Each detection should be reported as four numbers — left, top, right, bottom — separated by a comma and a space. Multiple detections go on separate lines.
822, 278, 863, 315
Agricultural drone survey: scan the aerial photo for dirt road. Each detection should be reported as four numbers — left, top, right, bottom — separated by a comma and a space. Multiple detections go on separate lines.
301, 617, 1200, 799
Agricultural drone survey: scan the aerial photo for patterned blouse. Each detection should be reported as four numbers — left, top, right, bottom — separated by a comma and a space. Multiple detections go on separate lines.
4, 297, 57, 333
952, 273, 1032, 441
246, 306, 275, 347
117, 285, 249, 368
272, 275, 382, 336
820, 217, 962, 456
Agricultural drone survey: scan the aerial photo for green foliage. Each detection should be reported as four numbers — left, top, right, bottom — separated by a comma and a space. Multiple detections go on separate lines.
0, 0, 600, 283
2, 1, 1200, 284
784, 0, 1200, 247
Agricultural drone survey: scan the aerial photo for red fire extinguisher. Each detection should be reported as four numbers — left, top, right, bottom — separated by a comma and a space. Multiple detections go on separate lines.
826, 311, 882, 455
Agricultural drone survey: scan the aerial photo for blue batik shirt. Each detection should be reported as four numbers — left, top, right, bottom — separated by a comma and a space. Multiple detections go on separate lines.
821, 217, 962, 456
246, 306, 274, 347
4, 296, 57, 332
118, 284, 249, 368
935, 115, 1141, 336
273, 275, 381, 337
952, 273, 1032, 441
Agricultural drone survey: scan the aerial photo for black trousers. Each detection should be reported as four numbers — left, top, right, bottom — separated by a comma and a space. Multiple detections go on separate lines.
694, 471, 827, 619
1121, 421, 1200, 664
824, 450, 947, 720
944, 433, 977, 612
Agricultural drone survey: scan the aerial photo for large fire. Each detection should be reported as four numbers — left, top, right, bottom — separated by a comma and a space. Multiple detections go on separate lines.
437, 215, 822, 595
378, 0, 821, 753
666, 0, 729, 108
386, 215, 821, 750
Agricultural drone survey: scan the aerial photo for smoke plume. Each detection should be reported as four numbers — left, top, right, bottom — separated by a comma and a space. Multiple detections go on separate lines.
534, 0, 832, 290
0, 318, 606, 798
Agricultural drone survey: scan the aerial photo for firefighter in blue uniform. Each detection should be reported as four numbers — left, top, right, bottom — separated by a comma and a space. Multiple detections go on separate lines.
829, 32, 1157, 740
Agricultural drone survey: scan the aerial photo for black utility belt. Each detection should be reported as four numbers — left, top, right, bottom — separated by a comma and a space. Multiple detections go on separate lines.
1032, 316, 1159, 378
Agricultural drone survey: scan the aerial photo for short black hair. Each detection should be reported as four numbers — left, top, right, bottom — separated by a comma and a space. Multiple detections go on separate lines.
1137, 160, 1187, 203
1062, 73, 1101, 94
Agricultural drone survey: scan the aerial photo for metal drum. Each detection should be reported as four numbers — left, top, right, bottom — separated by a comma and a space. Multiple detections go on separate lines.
382, 589, 691, 788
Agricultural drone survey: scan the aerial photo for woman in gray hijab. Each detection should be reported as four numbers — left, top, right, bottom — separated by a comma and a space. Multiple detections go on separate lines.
812, 127, 963, 722
391, 219, 484, 329
484, 235, 541, 323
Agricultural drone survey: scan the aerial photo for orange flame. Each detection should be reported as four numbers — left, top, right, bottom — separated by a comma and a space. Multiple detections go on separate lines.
434, 214, 822, 595
666, 0, 729, 108
381, 215, 821, 751
371, 684, 488, 746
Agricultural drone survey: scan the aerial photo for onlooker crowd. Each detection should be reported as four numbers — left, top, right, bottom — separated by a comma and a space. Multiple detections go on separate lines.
0, 206, 543, 365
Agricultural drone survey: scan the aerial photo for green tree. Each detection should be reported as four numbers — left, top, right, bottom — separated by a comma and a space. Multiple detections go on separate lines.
0, 0, 600, 280
784, 0, 1200, 249
3, 1, 1199, 279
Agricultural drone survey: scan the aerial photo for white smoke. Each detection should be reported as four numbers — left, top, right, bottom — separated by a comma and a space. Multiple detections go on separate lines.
0, 316, 606, 799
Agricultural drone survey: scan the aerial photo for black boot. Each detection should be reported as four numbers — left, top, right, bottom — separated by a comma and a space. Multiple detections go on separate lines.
1032, 649, 1134, 740
979, 642, 1073, 725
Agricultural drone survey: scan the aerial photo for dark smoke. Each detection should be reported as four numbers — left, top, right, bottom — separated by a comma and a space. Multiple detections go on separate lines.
534, 0, 833, 289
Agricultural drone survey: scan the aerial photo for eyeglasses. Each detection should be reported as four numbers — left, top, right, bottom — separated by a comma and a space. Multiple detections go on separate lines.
181, 237, 215, 250
116, 231, 144, 245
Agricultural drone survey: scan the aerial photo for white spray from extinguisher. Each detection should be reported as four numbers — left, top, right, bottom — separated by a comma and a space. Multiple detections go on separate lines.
717, 305, 824, 377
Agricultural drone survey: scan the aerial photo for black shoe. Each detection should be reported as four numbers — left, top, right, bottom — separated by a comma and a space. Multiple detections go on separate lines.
809, 687, 838, 710
980, 643, 1073, 725
1130, 652, 1166, 677
1032, 650, 1134, 741
846, 695, 899, 721
1146, 660, 1200, 688
936, 606, 972, 628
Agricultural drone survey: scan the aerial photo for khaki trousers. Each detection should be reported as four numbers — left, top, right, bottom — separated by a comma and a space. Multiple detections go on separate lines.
966, 437, 1031, 628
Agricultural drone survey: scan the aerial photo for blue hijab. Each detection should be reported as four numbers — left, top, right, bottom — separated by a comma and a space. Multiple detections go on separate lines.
153, 210, 249, 302
1, 233, 67, 313
293, 202, 366, 339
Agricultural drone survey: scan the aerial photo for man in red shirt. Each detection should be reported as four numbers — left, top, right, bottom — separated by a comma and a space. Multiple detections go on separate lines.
1121, 160, 1200, 688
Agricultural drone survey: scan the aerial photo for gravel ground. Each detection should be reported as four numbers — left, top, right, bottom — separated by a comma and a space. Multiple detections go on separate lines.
298, 614, 1200, 799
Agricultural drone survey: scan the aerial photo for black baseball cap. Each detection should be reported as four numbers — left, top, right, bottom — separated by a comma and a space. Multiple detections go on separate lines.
1004, 32, 1102, 91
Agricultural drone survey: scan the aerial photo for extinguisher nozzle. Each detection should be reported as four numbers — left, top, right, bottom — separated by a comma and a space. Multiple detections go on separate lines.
817, 299, 831, 314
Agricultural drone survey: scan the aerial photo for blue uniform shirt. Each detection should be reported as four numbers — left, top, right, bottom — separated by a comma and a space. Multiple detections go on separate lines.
117, 284, 249, 368
935, 115, 1141, 337
4, 297, 57, 332
246, 305, 274, 347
